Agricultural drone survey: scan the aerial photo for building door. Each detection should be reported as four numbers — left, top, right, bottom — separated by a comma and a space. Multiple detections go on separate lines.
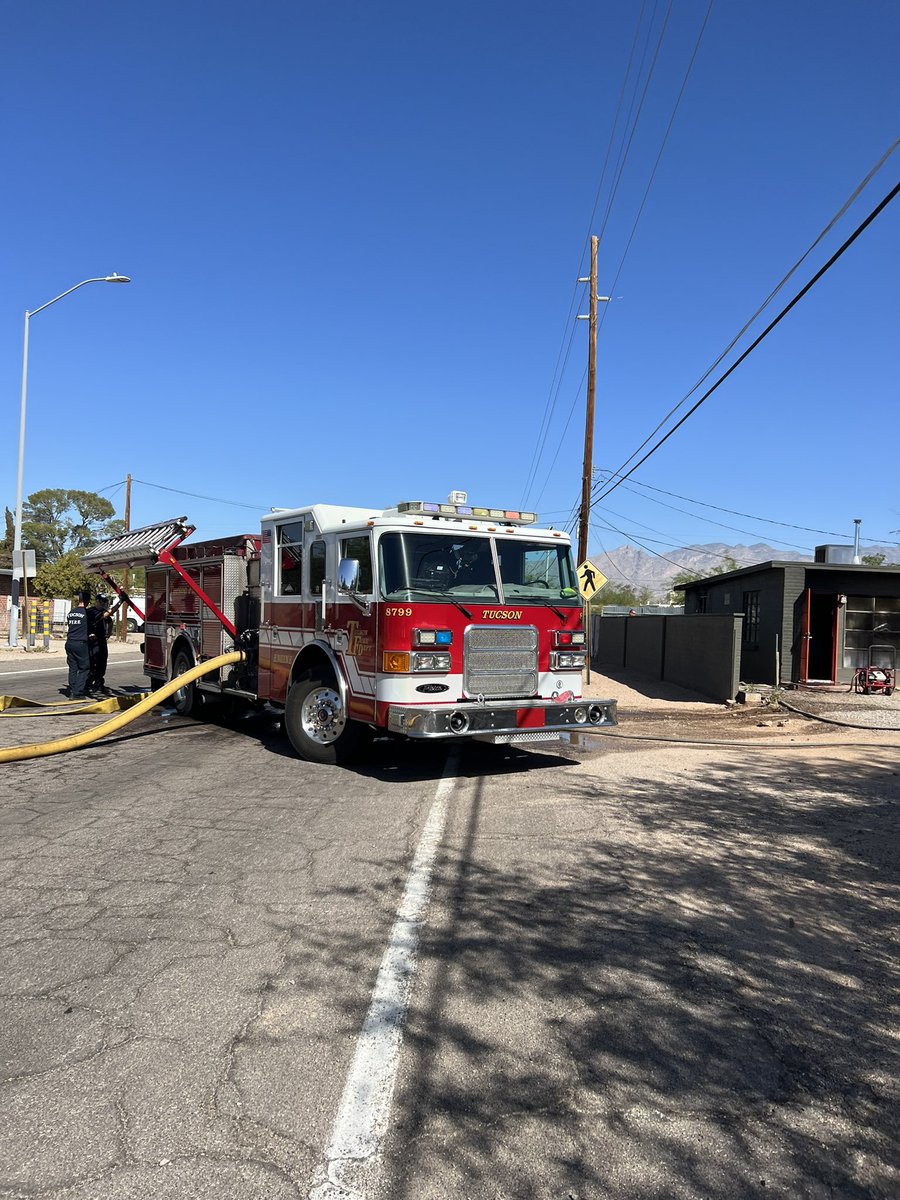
807, 593, 838, 681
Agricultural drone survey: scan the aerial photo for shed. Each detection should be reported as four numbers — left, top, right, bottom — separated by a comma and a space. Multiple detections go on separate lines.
675, 553, 900, 686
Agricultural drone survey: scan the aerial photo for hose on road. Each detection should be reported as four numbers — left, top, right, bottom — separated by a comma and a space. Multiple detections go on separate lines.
0, 651, 244, 764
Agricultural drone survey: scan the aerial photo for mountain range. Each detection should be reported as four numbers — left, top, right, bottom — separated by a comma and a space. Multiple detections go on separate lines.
594, 542, 897, 600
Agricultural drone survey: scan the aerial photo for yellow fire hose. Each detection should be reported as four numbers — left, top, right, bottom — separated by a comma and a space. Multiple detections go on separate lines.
0, 650, 244, 764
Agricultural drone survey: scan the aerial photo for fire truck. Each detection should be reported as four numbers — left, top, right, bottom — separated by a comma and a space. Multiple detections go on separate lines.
82, 495, 617, 764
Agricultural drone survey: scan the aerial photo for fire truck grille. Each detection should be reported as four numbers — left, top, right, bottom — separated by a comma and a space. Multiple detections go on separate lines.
464, 625, 538, 698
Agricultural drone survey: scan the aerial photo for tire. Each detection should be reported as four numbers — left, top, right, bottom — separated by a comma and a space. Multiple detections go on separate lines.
885, 688, 894, 697
171, 648, 203, 717
284, 673, 371, 765
127, 618, 138, 633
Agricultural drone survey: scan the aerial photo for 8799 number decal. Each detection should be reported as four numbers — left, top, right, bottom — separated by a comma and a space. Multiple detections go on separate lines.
384, 606, 413, 617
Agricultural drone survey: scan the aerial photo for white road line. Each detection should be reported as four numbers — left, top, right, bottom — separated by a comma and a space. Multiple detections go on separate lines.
0, 658, 145, 680
309, 754, 458, 1200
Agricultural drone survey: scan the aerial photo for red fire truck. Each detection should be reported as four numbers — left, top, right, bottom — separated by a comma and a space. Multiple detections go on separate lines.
83, 496, 616, 763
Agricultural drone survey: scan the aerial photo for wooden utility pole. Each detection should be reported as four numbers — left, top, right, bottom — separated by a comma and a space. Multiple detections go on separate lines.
577, 236, 599, 566
120, 473, 131, 641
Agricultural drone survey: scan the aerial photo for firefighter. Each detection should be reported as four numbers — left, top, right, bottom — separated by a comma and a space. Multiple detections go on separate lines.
86, 594, 112, 695
64, 591, 92, 699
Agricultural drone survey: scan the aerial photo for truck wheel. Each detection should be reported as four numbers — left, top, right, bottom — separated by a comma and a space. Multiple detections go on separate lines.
171, 649, 203, 718
284, 673, 370, 765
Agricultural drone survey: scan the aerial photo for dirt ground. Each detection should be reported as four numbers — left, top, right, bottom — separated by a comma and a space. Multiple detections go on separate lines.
581, 666, 900, 747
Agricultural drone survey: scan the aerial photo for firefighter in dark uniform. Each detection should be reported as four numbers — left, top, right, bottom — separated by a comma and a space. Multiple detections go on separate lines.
86, 594, 112, 695
65, 591, 92, 699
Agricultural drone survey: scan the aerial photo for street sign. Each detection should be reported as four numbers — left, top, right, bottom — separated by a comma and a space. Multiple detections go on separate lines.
576, 558, 607, 600
12, 550, 36, 579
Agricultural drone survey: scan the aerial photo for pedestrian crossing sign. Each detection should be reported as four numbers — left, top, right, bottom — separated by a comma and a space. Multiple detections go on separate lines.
576, 558, 607, 600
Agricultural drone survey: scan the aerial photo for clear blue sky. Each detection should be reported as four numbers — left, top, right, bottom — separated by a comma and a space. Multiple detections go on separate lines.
2, 1, 898, 567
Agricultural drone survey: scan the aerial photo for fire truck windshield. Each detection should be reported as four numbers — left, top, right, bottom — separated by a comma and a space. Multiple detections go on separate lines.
378, 532, 580, 606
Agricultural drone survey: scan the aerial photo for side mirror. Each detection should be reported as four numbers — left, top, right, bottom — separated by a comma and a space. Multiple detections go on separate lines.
338, 558, 360, 595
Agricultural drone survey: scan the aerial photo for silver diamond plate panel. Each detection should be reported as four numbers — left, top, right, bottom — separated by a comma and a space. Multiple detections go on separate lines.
464, 624, 538, 698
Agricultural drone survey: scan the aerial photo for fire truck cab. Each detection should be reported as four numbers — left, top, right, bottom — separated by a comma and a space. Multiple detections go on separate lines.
87, 498, 617, 764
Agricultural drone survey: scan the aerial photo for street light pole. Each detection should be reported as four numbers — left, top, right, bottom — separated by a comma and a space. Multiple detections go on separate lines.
8, 274, 130, 647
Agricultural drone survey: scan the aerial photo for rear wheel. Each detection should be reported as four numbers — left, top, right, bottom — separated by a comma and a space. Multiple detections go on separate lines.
171, 648, 203, 717
284, 673, 371, 765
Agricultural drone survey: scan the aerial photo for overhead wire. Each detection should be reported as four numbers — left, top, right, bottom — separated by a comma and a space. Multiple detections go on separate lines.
591, 179, 900, 508
520, 2, 650, 507
540, 1, 709, 526
594, 141, 900, 499
132, 478, 267, 511
600, 470, 900, 545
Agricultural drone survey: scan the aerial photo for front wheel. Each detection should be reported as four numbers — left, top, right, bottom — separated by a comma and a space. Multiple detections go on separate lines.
284, 674, 371, 765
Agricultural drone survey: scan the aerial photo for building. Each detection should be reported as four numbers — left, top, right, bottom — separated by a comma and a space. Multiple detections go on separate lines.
675, 547, 900, 686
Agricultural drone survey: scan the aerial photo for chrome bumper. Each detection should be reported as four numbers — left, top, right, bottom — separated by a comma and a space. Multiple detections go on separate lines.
387, 698, 617, 741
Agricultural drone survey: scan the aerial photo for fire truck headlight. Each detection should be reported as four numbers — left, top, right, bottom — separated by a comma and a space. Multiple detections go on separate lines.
412, 652, 452, 672
550, 650, 586, 671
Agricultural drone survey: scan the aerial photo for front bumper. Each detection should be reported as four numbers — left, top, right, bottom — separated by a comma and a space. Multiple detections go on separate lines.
387, 698, 617, 742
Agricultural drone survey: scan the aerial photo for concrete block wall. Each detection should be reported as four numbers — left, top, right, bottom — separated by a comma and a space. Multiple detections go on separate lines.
590, 613, 742, 702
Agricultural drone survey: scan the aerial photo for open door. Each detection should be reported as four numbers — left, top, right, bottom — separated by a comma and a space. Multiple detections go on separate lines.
798, 587, 811, 682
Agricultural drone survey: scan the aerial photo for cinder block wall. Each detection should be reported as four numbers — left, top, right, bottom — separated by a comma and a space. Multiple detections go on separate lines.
590, 613, 626, 668
663, 614, 742, 701
590, 613, 742, 702
625, 615, 665, 676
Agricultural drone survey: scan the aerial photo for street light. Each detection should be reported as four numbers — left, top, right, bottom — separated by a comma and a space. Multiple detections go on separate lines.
7, 274, 131, 647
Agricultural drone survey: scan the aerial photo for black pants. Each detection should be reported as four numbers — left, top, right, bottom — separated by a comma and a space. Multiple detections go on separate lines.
88, 639, 108, 689
66, 642, 90, 698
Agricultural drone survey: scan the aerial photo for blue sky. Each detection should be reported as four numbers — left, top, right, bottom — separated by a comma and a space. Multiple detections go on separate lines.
2, 1, 898, 569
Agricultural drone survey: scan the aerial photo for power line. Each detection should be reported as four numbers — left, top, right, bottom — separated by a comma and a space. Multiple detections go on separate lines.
596, 0, 714, 343
599, 469, 899, 544
520, 3, 650, 507
595, 141, 900, 496
594, 505, 763, 565
132, 478, 267, 511
535, 4, 711, 521
592, 179, 900, 508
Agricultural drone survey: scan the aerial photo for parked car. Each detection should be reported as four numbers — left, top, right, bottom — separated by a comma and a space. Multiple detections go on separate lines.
118, 596, 146, 633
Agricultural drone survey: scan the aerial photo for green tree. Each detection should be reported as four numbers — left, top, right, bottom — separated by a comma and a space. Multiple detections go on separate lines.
862, 552, 887, 567
590, 582, 654, 610
21, 488, 123, 562
667, 555, 740, 604
32, 551, 93, 601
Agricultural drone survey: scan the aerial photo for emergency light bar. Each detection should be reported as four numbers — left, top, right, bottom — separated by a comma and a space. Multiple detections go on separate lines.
397, 501, 537, 524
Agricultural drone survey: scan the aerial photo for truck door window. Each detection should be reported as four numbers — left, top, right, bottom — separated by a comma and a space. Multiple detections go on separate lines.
309, 540, 327, 593
340, 535, 373, 593
277, 521, 305, 595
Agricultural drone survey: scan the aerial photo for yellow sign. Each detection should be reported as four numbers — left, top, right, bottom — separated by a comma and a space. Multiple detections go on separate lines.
576, 558, 607, 600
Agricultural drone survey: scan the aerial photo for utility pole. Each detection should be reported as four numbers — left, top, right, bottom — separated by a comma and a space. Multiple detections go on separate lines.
120, 473, 131, 641
576, 236, 610, 565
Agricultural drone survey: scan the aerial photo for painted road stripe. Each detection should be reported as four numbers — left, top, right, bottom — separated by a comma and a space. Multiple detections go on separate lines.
0, 659, 145, 679
309, 753, 458, 1200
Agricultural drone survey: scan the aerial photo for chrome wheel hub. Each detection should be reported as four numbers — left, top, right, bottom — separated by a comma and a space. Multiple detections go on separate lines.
301, 686, 345, 744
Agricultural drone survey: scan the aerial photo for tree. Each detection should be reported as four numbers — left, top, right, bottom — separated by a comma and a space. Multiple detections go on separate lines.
590, 582, 654, 610
21, 488, 123, 562
667, 555, 740, 604
32, 551, 93, 601
862, 552, 887, 567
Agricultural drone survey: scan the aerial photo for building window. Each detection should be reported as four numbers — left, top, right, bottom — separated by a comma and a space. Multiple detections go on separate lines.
742, 590, 760, 644
844, 594, 900, 669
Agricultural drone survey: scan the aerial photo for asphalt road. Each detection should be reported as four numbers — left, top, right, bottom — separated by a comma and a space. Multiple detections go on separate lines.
0, 657, 897, 1199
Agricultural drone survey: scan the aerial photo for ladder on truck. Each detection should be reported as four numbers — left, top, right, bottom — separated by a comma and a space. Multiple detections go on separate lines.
80, 517, 238, 638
